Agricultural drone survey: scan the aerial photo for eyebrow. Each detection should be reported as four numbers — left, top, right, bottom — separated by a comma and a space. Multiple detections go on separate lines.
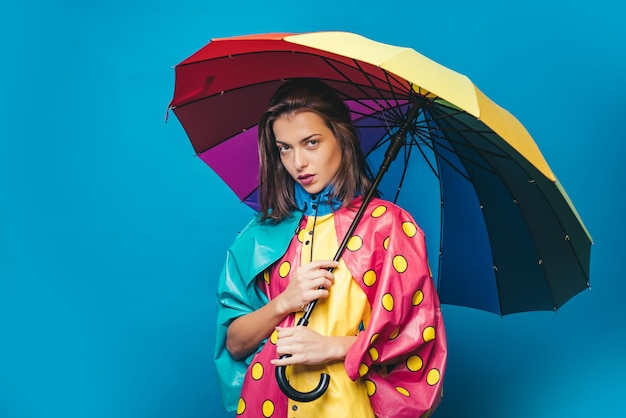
275, 133, 321, 145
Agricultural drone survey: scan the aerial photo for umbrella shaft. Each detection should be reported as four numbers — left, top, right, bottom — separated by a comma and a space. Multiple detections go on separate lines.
300, 102, 420, 325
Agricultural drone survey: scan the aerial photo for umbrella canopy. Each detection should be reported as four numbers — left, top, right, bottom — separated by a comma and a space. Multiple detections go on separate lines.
168, 31, 592, 316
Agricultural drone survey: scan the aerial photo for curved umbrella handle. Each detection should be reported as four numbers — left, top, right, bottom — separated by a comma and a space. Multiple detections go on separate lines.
275, 307, 330, 402
275, 357, 330, 402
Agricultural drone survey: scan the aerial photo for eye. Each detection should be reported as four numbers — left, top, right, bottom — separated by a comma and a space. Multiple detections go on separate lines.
306, 139, 319, 147
276, 143, 290, 153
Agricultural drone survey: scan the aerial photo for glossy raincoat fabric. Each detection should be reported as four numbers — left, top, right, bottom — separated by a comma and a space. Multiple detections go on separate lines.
215, 196, 447, 417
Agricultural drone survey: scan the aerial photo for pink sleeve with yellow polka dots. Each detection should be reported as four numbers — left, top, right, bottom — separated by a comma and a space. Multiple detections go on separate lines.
336, 198, 448, 418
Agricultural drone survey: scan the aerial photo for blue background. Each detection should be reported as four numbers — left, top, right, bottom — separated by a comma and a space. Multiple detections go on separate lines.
1, 1, 624, 417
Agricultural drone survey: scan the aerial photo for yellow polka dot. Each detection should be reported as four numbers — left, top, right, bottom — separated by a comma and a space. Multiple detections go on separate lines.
370, 333, 379, 344
372, 205, 387, 218
297, 229, 307, 243
347, 235, 363, 251
393, 255, 408, 273
402, 221, 417, 237
262, 400, 275, 417
263, 270, 270, 285
363, 270, 377, 287
382, 293, 394, 311
364, 379, 376, 396
368, 347, 379, 361
270, 329, 278, 345
406, 355, 424, 372
251, 362, 264, 380
426, 369, 441, 386
389, 327, 400, 340
383, 237, 390, 250
358, 363, 369, 377
278, 261, 290, 278
395, 386, 410, 397
423, 326, 435, 342
236, 398, 246, 415
412, 289, 424, 306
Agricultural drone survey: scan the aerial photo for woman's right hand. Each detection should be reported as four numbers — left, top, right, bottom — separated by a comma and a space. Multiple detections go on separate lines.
226, 259, 338, 360
277, 259, 339, 314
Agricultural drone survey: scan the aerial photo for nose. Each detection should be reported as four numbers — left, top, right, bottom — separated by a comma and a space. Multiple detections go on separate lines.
293, 148, 307, 170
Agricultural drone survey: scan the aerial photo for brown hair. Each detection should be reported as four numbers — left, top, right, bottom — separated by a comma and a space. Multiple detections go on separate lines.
258, 78, 374, 222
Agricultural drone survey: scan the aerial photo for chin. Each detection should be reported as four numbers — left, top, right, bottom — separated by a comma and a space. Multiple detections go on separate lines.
302, 184, 324, 195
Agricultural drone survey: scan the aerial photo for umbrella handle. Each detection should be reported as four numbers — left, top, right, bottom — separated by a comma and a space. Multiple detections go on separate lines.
275, 308, 330, 402
275, 360, 330, 402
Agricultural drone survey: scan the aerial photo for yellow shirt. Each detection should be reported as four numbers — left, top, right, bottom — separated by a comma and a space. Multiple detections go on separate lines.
287, 213, 374, 418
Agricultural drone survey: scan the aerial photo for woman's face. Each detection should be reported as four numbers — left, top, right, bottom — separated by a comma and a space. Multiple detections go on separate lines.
273, 111, 342, 195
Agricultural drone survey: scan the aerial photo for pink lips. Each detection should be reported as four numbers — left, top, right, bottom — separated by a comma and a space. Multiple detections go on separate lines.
298, 174, 315, 185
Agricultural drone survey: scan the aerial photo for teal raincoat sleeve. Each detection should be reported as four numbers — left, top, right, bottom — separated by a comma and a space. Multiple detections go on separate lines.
214, 213, 301, 411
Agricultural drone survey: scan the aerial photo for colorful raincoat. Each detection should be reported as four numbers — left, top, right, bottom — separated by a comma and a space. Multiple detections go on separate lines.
215, 187, 447, 418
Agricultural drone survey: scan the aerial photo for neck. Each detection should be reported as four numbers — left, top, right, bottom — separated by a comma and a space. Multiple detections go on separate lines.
295, 184, 342, 216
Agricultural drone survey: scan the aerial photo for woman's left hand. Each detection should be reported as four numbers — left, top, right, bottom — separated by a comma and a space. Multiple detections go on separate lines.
270, 326, 356, 366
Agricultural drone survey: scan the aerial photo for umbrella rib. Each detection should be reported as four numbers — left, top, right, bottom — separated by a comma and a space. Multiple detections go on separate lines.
319, 57, 409, 129
418, 131, 498, 176
368, 130, 393, 154
425, 106, 502, 139
426, 105, 514, 145
408, 129, 440, 180
412, 118, 509, 162
352, 60, 405, 121
426, 107, 511, 168
382, 70, 406, 115
319, 58, 389, 111
392, 140, 414, 203
416, 137, 472, 182
435, 147, 445, 294
405, 116, 485, 181
405, 94, 511, 161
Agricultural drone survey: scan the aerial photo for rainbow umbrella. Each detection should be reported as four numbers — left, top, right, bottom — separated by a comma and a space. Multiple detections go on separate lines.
168, 31, 592, 317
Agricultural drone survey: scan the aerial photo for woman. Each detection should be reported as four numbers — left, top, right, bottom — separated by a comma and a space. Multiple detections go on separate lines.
215, 79, 447, 417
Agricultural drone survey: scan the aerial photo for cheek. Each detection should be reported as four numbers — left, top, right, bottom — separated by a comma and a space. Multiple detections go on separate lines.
279, 155, 294, 172
330, 151, 343, 172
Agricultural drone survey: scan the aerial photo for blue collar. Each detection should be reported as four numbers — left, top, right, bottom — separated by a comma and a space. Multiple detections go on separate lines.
295, 183, 342, 216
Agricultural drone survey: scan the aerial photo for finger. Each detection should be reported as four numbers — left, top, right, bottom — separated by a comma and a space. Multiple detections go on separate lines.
301, 289, 329, 304
312, 276, 334, 289
275, 326, 295, 339
271, 355, 300, 367
314, 270, 335, 283
275, 342, 303, 357
274, 343, 290, 355
304, 259, 340, 271
301, 278, 328, 293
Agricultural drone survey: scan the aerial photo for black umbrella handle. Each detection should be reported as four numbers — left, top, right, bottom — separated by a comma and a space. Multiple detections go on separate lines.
275, 102, 420, 402
275, 359, 330, 402
275, 310, 331, 402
